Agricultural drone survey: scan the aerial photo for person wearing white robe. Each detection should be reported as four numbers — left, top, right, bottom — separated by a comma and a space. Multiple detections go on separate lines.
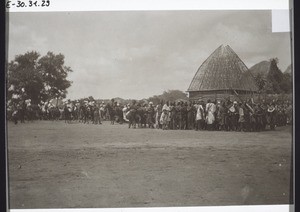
160, 103, 170, 130
205, 100, 216, 130
195, 102, 205, 130
123, 105, 130, 122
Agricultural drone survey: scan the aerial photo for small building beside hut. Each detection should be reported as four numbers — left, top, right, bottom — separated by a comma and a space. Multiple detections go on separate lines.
187, 45, 258, 101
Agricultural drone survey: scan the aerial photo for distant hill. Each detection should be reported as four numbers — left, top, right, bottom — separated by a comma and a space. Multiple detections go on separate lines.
249, 60, 271, 77
284, 64, 292, 75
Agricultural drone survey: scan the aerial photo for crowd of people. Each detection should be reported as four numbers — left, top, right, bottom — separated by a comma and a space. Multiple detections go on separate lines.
122, 98, 292, 132
7, 97, 292, 132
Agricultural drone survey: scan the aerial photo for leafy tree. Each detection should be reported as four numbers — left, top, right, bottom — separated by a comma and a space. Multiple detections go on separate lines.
253, 58, 292, 94
88, 96, 95, 101
148, 90, 188, 104
148, 95, 161, 105
280, 73, 292, 93
261, 80, 275, 94
7, 51, 72, 105
38, 52, 73, 100
7, 51, 44, 104
160, 90, 188, 102
268, 59, 283, 92
254, 73, 267, 91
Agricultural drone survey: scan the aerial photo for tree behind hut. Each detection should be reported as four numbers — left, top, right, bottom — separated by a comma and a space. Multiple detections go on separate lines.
148, 90, 188, 105
252, 58, 292, 94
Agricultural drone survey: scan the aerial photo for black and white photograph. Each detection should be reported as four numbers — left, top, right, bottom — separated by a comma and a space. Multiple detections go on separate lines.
6, 4, 293, 211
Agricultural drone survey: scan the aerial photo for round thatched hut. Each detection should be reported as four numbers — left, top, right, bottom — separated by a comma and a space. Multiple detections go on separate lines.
187, 45, 258, 101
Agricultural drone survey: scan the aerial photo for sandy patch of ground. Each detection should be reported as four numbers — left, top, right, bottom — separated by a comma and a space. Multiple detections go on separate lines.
8, 121, 292, 208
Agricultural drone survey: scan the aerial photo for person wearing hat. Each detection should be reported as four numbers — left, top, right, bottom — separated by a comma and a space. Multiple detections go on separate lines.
227, 100, 238, 131
267, 102, 277, 130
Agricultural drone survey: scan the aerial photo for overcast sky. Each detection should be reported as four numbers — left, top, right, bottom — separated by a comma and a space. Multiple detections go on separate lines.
8, 11, 292, 100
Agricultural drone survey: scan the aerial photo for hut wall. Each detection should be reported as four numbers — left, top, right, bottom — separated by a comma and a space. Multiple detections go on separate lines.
188, 90, 255, 102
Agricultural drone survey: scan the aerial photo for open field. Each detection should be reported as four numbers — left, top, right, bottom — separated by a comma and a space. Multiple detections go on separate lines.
8, 121, 292, 208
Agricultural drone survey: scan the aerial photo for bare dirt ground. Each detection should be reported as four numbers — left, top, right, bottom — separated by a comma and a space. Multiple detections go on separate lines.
7, 121, 292, 209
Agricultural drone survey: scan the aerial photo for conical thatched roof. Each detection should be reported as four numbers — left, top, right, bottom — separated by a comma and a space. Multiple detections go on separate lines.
187, 45, 258, 92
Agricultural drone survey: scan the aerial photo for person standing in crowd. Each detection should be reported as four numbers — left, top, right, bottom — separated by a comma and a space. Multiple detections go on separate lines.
192, 101, 197, 129
195, 100, 205, 131
12, 104, 19, 125
220, 101, 229, 131
238, 102, 246, 131
245, 100, 255, 132
212, 100, 219, 130
254, 103, 264, 131
169, 102, 176, 130
64, 103, 71, 124
167, 101, 172, 128
115, 103, 124, 124
147, 102, 155, 128
227, 101, 238, 131
187, 102, 194, 130
93, 104, 101, 125
99, 102, 105, 120
260, 100, 268, 130
74, 100, 80, 121
160, 101, 170, 130
105, 99, 115, 125
140, 103, 147, 128
128, 100, 138, 128
205, 99, 215, 131
79, 103, 85, 123
215, 101, 222, 130
123, 104, 130, 122
181, 102, 188, 130
155, 101, 163, 129
175, 102, 182, 130
136, 101, 143, 128
89, 101, 95, 123
267, 102, 277, 130
19, 100, 26, 123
